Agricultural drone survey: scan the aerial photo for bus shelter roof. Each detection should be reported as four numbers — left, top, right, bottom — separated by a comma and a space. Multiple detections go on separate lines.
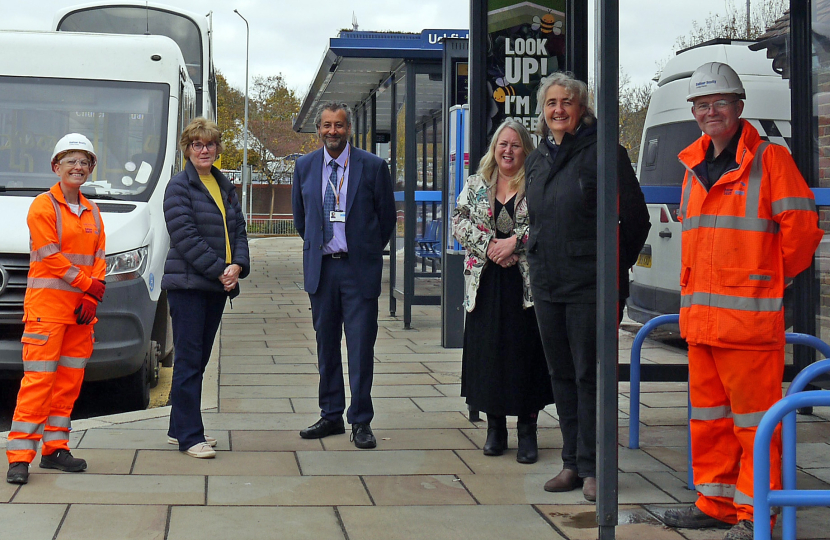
293, 29, 468, 134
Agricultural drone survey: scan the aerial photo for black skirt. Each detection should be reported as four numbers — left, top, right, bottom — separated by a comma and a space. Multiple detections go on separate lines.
461, 262, 554, 416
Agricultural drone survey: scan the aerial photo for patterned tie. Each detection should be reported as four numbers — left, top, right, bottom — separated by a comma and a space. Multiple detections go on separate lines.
323, 161, 338, 243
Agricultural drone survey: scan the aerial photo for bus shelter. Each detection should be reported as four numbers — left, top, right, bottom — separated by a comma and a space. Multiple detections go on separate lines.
293, 28, 469, 328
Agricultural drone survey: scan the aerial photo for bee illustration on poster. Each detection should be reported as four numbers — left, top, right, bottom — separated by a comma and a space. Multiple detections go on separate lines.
485, 3, 566, 143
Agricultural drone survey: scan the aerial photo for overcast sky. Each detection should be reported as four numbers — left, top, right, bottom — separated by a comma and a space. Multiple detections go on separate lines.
1, 0, 754, 97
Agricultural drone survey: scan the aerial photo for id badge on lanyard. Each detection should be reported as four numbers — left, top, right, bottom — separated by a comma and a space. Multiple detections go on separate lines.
328, 152, 348, 224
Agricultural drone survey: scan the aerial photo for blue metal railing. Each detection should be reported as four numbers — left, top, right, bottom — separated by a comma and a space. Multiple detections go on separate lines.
629, 316, 830, 493
754, 387, 830, 540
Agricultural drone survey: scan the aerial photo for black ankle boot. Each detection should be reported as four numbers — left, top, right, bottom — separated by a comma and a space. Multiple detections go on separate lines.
482, 415, 507, 456
516, 422, 538, 464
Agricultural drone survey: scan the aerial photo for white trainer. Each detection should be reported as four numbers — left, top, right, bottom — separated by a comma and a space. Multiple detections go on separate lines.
184, 442, 216, 459
168, 435, 217, 447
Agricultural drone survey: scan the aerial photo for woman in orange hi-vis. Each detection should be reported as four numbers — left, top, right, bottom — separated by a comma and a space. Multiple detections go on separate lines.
6, 133, 106, 485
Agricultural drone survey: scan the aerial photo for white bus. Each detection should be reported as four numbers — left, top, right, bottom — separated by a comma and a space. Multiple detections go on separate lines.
0, 29, 196, 409
54, 1, 216, 122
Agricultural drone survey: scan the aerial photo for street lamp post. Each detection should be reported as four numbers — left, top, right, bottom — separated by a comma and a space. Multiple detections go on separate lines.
234, 9, 250, 220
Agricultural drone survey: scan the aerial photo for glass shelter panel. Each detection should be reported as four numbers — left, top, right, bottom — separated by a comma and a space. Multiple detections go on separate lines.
814, 0, 830, 343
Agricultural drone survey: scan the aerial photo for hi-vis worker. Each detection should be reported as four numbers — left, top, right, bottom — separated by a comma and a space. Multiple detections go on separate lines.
6, 134, 106, 485
658, 63, 823, 540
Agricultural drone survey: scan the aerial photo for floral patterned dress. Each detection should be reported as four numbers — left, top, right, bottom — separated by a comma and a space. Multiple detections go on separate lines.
452, 174, 553, 417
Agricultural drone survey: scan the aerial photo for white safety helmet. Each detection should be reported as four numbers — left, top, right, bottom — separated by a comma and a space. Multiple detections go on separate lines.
686, 62, 746, 101
51, 133, 97, 167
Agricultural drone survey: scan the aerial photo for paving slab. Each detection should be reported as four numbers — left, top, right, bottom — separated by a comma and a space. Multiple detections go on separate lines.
220, 363, 318, 374
455, 448, 563, 474
537, 505, 686, 540
57, 504, 167, 540
292, 396, 420, 413
230, 430, 324, 452
168, 506, 345, 540
338, 505, 566, 540
207, 475, 371, 506
638, 471, 698, 504
32, 449, 135, 475
12, 474, 205, 505
619, 446, 675, 473
220, 384, 320, 399
641, 446, 688, 472
362, 474, 476, 505
296, 449, 473, 476
0, 503, 67, 540
320, 428, 477, 451
411, 396, 469, 412
370, 411, 474, 430
132, 450, 300, 476
219, 398, 294, 413
77, 428, 216, 450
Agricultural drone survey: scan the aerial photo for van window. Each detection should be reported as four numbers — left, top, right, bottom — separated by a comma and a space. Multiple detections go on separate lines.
639, 121, 702, 187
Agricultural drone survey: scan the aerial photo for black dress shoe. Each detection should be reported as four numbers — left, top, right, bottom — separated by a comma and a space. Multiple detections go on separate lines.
351, 423, 377, 449
300, 417, 345, 439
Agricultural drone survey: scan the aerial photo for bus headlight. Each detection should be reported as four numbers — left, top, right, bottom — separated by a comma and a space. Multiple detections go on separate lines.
106, 246, 148, 282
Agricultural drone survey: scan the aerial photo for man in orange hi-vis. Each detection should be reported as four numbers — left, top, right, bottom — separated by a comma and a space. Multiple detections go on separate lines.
658, 63, 823, 540
6, 133, 106, 485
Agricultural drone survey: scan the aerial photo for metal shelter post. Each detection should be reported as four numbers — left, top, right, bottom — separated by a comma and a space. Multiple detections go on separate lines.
596, 0, 620, 537
404, 61, 417, 328
567, 0, 589, 83
468, 1, 487, 174
790, 0, 818, 402
389, 74, 398, 317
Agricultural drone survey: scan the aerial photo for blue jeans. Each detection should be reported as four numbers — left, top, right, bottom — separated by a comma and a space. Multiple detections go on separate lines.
167, 289, 226, 450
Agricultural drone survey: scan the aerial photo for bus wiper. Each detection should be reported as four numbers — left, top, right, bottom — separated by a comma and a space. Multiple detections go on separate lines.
81, 192, 124, 201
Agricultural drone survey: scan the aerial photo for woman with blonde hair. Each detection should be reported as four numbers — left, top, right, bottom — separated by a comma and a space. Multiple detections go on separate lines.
162, 117, 249, 458
451, 119, 553, 464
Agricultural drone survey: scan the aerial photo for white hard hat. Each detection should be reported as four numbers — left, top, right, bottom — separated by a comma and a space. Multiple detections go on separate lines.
687, 62, 746, 101
51, 133, 97, 166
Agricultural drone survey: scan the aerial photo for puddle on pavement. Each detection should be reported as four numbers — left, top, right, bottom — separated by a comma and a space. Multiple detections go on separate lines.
547, 508, 660, 529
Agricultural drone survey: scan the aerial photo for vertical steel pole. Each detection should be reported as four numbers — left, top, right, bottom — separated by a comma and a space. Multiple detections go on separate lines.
790, 0, 817, 406
596, 0, 620, 537
389, 74, 398, 317
468, 1, 487, 174
234, 9, 250, 221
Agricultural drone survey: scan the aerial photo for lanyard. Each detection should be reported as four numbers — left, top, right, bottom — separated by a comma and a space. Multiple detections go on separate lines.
327, 149, 349, 210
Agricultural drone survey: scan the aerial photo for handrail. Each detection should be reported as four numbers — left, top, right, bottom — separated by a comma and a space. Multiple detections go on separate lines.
779, 356, 830, 540
753, 391, 830, 540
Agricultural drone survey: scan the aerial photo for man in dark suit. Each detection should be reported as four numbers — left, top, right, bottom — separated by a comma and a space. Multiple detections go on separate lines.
291, 101, 396, 449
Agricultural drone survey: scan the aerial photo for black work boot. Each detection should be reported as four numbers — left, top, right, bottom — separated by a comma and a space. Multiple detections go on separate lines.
482, 414, 507, 456
39, 449, 87, 472
516, 422, 538, 463
6, 462, 29, 485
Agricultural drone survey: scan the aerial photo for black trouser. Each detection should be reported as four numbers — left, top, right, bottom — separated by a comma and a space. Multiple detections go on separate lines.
532, 297, 597, 478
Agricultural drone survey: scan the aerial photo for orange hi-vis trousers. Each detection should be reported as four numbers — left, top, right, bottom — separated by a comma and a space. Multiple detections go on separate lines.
6, 321, 92, 464
688, 344, 784, 524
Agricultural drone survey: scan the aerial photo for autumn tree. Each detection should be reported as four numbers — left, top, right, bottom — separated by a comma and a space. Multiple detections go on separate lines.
618, 69, 654, 165
673, 0, 787, 51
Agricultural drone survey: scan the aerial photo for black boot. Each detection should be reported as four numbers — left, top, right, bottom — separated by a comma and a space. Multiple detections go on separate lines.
516, 422, 538, 463
482, 414, 507, 456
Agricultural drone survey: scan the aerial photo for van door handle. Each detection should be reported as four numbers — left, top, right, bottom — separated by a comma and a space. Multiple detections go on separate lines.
659, 230, 672, 239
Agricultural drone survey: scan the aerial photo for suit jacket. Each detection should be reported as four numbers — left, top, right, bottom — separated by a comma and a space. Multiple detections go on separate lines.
292, 145, 396, 298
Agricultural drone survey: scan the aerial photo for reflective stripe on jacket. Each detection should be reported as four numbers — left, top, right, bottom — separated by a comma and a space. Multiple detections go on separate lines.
23, 183, 106, 324
677, 120, 822, 349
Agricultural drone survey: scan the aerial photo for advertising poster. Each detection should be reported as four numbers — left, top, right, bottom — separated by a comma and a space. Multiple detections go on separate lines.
486, 0, 567, 142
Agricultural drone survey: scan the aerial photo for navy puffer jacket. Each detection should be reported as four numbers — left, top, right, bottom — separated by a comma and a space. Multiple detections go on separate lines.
161, 160, 250, 298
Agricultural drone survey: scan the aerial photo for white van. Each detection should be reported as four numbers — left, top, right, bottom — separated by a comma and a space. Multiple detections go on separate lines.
626, 39, 792, 327
0, 30, 195, 409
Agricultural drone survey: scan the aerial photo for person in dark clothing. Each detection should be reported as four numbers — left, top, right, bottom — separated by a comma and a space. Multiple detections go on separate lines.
162, 117, 250, 459
524, 72, 650, 501
451, 119, 554, 464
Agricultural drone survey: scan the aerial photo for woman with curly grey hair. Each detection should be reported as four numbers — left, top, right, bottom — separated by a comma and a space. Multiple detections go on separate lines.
524, 73, 650, 500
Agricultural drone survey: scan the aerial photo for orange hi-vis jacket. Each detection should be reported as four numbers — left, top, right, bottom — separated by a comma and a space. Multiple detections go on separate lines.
24, 183, 106, 324
677, 120, 822, 350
